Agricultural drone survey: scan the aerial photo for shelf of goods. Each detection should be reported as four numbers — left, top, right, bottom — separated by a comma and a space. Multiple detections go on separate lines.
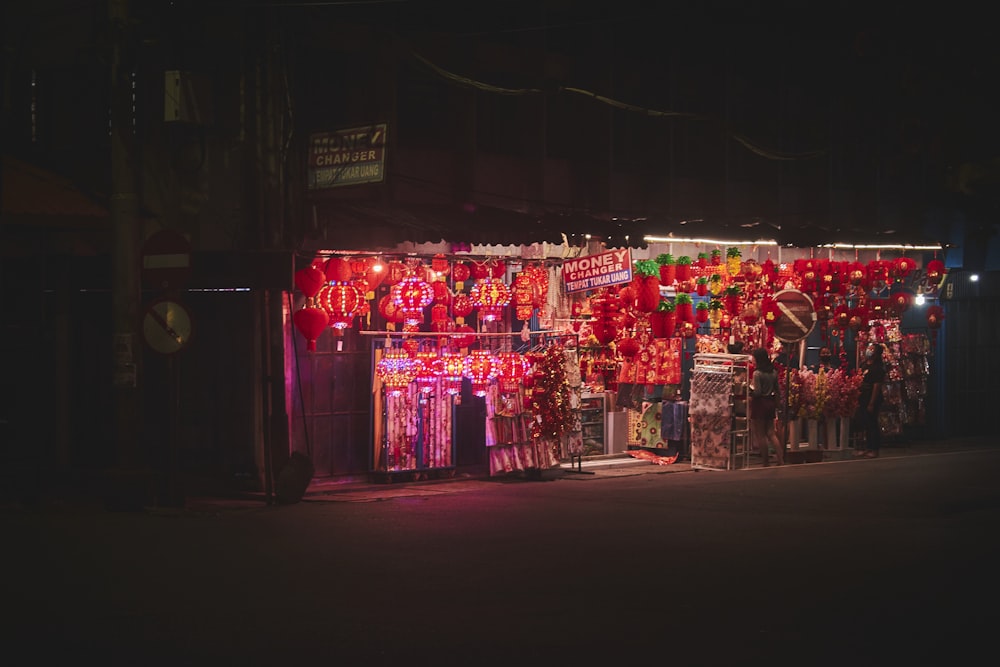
689, 353, 751, 471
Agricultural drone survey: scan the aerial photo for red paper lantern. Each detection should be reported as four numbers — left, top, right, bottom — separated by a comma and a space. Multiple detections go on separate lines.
438, 351, 466, 394
350, 257, 372, 277
470, 261, 491, 281
451, 324, 476, 349
376, 348, 417, 397
927, 305, 944, 329
365, 262, 387, 292
432, 281, 452, 305
524, 264, 549, 308
293, 306, 328, 351
512, 272, 534, 321
317, 281, 363, 329
294, 266, 326, 298
378, 294, 404, 324
390, 275, 434, 325
324, 257, 353, 282
470, 276, 511, 322
431, 254, 450, 275
463, 349, 499, 396
618, 336, 640, 359
451, 262, 471, 284
413, 350, 441, 394
452, 293, 473, 320
495, 351, 530, 394
489, 260, 507, 279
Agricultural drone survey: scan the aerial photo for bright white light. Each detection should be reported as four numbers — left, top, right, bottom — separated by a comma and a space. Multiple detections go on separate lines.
970, 274, 980, 282
915, 294, 925, 306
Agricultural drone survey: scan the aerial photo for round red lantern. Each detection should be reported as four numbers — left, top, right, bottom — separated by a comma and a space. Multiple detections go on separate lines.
470, 276, 511, 322
495, 351, 530, 394
451, 324, 476, 349
293, 306, 328, 351
350, 257, 372, 278
463, 349, 499, 396
390, 275, 434, 325
452, 262, 471, 285
432, 281, 452, 305
365, 262, 387, 292
317, 281, 363, 329
431, 253, 450, 275
927, 305, 944, 329
438, 351, 466, 395
470, 261, 491, 281
294, 266, 326, 298
617, 336, 640, 359
413, 350, 441, 394
324, 257, 353, 282
376, 348, 417, 397
378, 294, 404, 324
452, 293, 473, 321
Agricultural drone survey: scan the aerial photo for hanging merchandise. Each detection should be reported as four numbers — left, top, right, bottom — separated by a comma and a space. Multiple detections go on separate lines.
470, 275, 512, 322
293, 304, 329, 351
294, 266, 326, 298
413, 350, 441, 394
464, 349, 500, 396
632, 259, 661, 313
391, 273, 434, 325
317, 280, 363, 329
496, 351, 530, 394
376, 348, 418, 396
438, 351, 466, 395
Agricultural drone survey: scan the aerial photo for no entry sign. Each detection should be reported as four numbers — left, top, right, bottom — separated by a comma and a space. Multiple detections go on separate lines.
771, 289, 817, 343
141, 229, 192, 291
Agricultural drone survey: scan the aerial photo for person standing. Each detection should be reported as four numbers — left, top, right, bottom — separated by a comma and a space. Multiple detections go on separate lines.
750, 347, 783, 466
855, 344, 886, 458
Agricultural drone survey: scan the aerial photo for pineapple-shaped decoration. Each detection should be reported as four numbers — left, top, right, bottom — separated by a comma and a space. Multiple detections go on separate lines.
726, 247, 742, 277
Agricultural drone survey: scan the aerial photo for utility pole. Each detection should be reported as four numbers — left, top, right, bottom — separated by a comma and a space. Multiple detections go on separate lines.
107, 0, 146, 510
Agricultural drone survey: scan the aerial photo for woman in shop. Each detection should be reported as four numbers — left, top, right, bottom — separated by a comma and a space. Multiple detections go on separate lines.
855, 344, 886, 458
750, 347, 783, 466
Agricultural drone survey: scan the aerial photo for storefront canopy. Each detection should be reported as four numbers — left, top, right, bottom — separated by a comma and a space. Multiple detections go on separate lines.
308, 199, 946, 252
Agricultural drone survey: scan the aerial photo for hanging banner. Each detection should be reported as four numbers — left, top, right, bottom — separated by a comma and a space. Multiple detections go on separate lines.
562, 248, 633, 294
307, 123, 387, 189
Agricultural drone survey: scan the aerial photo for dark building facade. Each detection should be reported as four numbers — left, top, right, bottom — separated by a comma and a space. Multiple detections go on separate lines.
2, 1, 997, 503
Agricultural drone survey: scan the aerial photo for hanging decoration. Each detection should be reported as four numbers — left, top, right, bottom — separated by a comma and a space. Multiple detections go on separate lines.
293, 305, 328, 352
324, 256, 353, 282
529, 345, 574, 456
451, 324, 476, 349
495, 351, 530, 394
378, 294, 405, 329
413, 350, 441, 394
512, 271, 535, 321
390, 273, 434, 325
452, 262, 471, 291
463, 349, 500, 396
294, 266, 326, 299
376, 348, 418, 397
452, 293, 474, 325
317, 281, 363, 329
438, 351, 466, 395
470, 276, 511, 322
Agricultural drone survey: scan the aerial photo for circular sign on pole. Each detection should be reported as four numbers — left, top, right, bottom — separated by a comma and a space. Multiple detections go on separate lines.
142, 299, 193, 355
141, 229, 192, 291
771, 289, 817, 343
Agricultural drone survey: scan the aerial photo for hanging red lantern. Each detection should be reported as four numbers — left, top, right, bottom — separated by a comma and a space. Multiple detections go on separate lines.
293, 306, 328, 351
452, 262, 471, 287
432, 280, 452, 305
512, 272, 534, 321
431, 253, 450, 275
413, 350, 441, 394
430, 303, 450, 324
890, 289, 915, 314
893, 256, 916, 278
470, 261, 491, 281
350, 257, 372, 278
452, 293, 474, 324
386, 261, 408, 284
324, 257, 353, 282
438, 351, 466, 395
833, 304, 850, 328
525, 264, 549, 308
390, 274, 434, 325
376, 348, 417, 397
761, 296, 781, 327
463, 349, 499, 396
495, 351, 530, 394
294, 266, 327, 298
365, 261, 387, 292
470, 276, 511, 322
618, 336, 640, 359
451, 324, 476, 349
847, 262, 866, 286
592, 319, 617, 346
317, 281, 363, 329
377, 294, 405, 326
489, 260, 507, 279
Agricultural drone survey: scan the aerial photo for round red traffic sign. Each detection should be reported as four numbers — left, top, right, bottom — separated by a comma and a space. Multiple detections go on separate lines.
771, 289, 817, 343
141, 229, 192, 290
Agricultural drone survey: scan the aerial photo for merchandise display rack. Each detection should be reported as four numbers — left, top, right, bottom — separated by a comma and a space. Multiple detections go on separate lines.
689, 353, 751, 471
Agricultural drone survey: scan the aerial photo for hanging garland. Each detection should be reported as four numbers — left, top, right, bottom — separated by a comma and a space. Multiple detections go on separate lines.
529, 345, 574, 453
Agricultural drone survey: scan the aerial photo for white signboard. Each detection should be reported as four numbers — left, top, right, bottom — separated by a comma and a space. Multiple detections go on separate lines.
562, 249, 633, 294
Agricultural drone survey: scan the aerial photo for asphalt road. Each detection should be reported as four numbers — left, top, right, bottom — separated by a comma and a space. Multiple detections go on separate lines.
5, 448, 999, 666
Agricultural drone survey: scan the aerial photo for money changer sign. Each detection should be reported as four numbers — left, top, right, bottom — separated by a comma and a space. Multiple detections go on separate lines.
308, 123, 387, 189
562, 249, 633, 294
